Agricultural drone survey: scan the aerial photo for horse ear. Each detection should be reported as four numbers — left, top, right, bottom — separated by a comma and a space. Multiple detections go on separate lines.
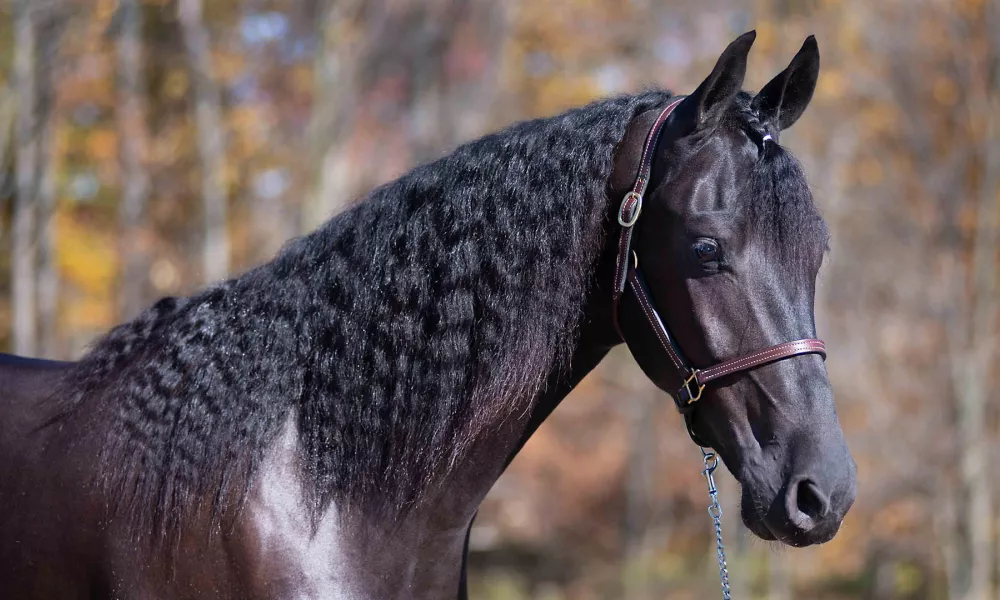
673, 31, 755, 132
753, 36, 820, 131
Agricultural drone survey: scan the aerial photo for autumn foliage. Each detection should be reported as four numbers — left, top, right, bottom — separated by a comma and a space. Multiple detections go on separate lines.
1, 0, 998, 598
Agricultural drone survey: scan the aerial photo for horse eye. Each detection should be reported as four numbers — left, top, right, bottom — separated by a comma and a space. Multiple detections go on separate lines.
692, 238, 721, 266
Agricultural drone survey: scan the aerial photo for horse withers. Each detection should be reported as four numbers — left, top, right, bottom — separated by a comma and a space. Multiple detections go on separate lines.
0, 31, 855, 599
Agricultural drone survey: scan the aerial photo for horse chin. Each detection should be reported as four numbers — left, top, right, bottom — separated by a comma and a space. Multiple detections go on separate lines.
742, 513, 777, 542
740, 488, 776, 542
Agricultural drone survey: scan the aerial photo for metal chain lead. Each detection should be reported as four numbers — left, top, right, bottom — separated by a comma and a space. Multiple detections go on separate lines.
701, 447, 731, 600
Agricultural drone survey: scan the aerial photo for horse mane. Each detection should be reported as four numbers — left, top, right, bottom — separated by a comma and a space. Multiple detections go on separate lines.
54, 90, 674, 542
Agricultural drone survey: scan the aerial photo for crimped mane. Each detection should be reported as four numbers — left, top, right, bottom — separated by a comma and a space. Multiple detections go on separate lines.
53, 90, 674, 544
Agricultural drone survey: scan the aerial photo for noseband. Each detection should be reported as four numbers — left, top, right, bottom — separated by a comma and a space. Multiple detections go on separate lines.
611, 98, 827, 443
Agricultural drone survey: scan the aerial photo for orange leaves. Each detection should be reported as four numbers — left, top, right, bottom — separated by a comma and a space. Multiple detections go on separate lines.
754, 21, 777, 56
816, 68, 847, 101
529, 77, 603, 117
85, 128, 117, 162
55, 210, 118, 331
503, 0, 640, 118
213, 52, 246, 86
227, 104, 269, 160
955, 0, 986, 18
858, 101, 900, 140
857, 158, 885, 187
872, 497, 926, 539
289, 64, 313, 96
161, 69, 190, 101
56, 211, 117, 295
932, 76, 959, 107
149, 121, 193, 165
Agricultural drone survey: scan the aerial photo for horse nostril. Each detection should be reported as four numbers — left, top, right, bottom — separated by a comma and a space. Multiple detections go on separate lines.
785, 478, 831, 533
792, 479, 831, 523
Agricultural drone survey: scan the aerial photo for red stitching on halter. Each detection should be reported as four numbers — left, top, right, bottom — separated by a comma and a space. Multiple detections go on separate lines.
611, 98, 827, 413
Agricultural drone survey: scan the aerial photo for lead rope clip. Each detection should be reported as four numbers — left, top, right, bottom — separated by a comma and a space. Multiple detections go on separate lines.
702, 447, 731, 600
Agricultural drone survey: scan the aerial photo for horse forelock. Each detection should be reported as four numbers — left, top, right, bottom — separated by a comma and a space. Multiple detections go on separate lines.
727, 92, 829, 265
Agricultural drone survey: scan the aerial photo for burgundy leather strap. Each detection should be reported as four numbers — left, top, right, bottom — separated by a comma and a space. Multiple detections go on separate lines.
612, 97, 685, 305
695, 339, 826, 385
626, 268, 687, 375
610, 96, 828, 415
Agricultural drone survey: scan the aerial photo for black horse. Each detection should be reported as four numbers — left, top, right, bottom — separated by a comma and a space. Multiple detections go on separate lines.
0, 32, 856, 599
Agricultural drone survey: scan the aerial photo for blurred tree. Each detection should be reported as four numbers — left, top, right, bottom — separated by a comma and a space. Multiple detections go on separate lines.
36, 1, 66, 358
304, 0, 365, 231
866, 1, 1000, 596
621, 390, 655, 600
179, 0, 229, 283
0, 85, 14, 224
940, 5, 1000, 597
114, 0, 151, 320
12, 0, 38, 356
10, 0, 62, 356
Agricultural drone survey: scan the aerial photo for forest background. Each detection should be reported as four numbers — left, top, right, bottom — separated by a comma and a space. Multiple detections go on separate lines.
2, 0, 999, 598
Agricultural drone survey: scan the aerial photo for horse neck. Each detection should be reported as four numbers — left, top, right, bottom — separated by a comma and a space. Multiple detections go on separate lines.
499, 265, 622, 469
289, 266, 621, 599
266, 107, 651, 595
407, 274, 621, 523
374, 137, 638, 545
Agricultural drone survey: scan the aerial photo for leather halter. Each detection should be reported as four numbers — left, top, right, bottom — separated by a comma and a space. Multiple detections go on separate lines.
611, 98, 827, 429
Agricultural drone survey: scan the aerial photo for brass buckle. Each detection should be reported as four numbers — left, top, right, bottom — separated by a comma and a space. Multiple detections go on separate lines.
682, 371, 706, 405
617, 191, 643, 228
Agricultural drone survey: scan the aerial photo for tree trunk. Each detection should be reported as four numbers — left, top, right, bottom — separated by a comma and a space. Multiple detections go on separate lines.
946, 6, 1000, 597
116, 0, 151, 320
12, 0, 38, 356
242, 0, 293, 262
178, 0, 229, 284
303, 0, 364, 231
621, 390, 654, 599
36, 5, 65, 359
406, 14, 451, 165
0, 85, 16, 220
409, 0, 505, 159
995, 494, 1000, 600
36, 115, 58, 358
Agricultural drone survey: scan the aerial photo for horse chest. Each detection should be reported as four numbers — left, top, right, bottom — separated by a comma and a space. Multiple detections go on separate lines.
223, 416, 468, 600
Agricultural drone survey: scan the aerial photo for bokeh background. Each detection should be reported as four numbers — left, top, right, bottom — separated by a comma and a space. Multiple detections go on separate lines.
1, 0, 998, 598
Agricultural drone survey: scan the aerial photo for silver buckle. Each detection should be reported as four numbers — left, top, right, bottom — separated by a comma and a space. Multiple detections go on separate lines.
617, 191, 643, 228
